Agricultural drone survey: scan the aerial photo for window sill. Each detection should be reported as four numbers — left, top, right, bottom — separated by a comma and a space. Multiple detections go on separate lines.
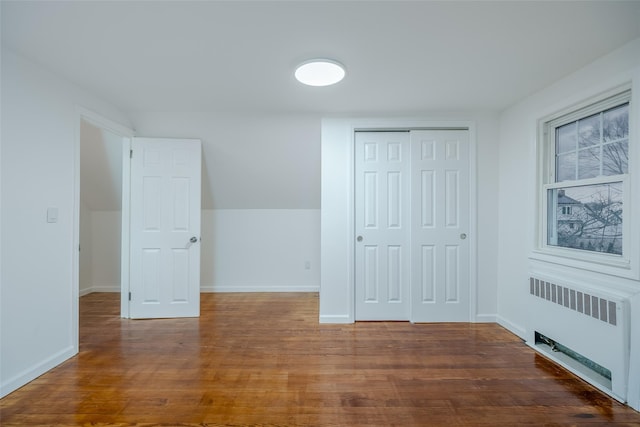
529, 248, 637, 281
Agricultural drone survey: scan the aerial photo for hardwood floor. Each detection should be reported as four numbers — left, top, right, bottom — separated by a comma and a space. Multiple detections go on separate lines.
1, 293, 639, 426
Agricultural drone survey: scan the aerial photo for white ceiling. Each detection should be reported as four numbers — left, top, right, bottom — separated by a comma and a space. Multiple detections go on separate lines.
3, 1, 640, 211
3, 1, 640, 115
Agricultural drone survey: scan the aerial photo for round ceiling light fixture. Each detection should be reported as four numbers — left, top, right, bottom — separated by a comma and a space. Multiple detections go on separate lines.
294, 59, 346, 86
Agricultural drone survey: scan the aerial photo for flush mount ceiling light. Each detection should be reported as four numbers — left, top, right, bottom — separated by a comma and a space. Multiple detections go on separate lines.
294, 59, 346, 86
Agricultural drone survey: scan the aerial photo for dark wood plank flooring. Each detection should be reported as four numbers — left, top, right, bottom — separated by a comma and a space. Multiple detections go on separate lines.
1, 292, 639, 426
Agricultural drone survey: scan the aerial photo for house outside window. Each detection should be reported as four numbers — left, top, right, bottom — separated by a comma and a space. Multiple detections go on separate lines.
540, 88, 631, 262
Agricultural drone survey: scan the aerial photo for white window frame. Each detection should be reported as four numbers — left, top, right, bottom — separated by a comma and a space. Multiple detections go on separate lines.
533, 85, 638, 279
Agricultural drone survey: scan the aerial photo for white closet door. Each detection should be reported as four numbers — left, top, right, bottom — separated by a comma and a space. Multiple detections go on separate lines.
129, 137, 201, 319
410, 130, 470, 322
354, 132, 411, 320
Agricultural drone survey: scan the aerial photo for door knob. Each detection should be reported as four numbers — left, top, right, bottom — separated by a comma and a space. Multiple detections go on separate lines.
186, 236, 199, 249
356, 236, 363, 242
460, 233, 467, 240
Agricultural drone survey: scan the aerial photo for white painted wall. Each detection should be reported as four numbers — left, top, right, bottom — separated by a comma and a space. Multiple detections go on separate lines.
79, 201, 93, 296
79, 121, 123, 295
80, 120, 123, 211
497, 38, 640, 409
128, 112, 322, 294
0, 47, 131, 398
91, 211, 121, 292
319, 114, 500, 323
78, 209, 121, 295
201, 209, 320, 292
129, 111, 321, 210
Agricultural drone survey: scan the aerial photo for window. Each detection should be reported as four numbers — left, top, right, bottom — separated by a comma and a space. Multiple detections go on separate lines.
541, 89, 631, 260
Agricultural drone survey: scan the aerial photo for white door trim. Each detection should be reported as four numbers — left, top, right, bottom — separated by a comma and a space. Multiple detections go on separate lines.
73, 106, 135, 352
342, 118, 478, 323
120, 136, 132, 318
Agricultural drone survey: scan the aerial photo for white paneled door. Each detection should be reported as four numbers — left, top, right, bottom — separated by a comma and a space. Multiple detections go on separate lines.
410, 130, 469, 322
355, 132, 411, 320
129, 138, 202, 319
354, 130, 470, 322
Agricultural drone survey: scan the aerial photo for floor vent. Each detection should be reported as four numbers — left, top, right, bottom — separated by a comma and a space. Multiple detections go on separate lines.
529, 277, 617, 326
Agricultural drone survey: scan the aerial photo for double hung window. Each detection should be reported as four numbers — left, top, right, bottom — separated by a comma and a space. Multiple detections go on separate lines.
541, 90, 631, 261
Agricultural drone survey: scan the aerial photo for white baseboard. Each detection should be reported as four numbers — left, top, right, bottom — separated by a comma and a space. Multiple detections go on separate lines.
474, 313, 497, 323
0, 345, 76, 398
79, 285, 120, 296
496, 314, 526, 339
82, 284, 319, 295
200, 284, 319, 293
319, 314, 353, 324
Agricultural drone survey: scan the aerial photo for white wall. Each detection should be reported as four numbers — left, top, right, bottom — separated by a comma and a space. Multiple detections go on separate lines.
79, 209, 122, 296
497, 38, 640, 409
128, 112, 322, 294
319, 114, 500, 323
79, 201, 93, 296
201, 209, 320, 292
0, 47, 131, 398
129, 111, 321, 210
80, 120, 123, 211
79, 121, 123, 295
79, 210, 121, 295
90, 211, 121, 292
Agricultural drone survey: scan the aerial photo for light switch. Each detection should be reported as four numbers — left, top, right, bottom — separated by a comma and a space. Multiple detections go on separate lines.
47, 207, 58, 223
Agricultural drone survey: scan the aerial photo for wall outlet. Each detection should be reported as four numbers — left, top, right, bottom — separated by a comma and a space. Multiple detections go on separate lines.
304, 261, 311, 270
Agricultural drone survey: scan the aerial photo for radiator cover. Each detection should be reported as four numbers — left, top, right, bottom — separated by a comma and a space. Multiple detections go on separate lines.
526, 275, 629, 402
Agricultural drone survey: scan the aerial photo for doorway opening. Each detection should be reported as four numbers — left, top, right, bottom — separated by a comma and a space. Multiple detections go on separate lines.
79, 119, 124, 300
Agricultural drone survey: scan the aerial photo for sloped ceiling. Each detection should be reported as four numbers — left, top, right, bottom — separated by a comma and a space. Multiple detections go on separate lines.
80, 120, 122, 211
3, 1, 640, 210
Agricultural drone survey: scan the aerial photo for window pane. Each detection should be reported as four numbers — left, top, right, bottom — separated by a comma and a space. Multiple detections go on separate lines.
555, 102, 629, 182
556, 151, 576, 182
578, 113, 601, 148
577, 147, 599, 179
556, 122, 576, 154
602, 140, 628, 175
547, 182, 623, 255
603, 104, 629, 142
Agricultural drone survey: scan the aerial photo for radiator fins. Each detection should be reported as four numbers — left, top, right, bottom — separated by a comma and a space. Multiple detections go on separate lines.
529, 277, 617, 326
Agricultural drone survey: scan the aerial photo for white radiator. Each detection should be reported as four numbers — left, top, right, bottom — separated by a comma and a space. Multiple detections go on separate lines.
526, 275, 630, 402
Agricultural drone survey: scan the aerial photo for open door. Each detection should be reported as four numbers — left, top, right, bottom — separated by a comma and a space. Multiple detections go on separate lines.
129, 137, 202, 319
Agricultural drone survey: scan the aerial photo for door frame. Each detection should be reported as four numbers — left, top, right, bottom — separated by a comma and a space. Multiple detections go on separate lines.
345, 118, 477, 322
73, 107, 135, 350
